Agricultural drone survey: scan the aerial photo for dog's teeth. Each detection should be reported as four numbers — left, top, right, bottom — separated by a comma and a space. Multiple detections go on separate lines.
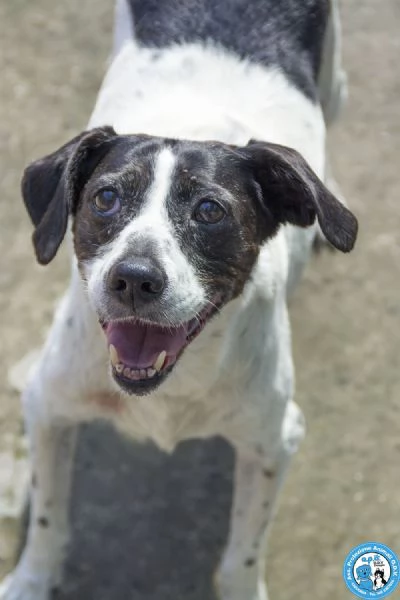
114, 361, 161, 380
109, 344, 119, 366
153, 351, 167, 372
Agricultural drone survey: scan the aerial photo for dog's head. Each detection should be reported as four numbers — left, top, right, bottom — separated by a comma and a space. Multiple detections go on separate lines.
357, 565, 372, 579
22, 127, 358, 395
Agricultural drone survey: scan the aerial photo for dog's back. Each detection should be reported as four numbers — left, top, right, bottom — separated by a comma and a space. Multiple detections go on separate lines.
101, 0, 328, 173
127, 0, 329, 99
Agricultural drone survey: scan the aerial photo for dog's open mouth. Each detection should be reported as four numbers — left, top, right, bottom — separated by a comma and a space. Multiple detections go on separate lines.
102, 300, 221, 395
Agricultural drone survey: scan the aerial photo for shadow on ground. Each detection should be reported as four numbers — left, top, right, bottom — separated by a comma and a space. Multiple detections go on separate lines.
59, 430, 232, 600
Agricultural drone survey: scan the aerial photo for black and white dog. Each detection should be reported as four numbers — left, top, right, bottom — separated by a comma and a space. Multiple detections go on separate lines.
1, 1, 357, 598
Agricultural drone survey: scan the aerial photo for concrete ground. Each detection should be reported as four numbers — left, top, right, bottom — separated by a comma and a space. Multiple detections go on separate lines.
0, 1, 399, 598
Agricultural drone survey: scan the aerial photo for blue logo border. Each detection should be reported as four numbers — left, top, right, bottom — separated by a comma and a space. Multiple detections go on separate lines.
343, 542, 400, 598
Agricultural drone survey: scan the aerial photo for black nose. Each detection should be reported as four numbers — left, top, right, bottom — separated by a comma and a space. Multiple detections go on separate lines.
108, 259, 166, 307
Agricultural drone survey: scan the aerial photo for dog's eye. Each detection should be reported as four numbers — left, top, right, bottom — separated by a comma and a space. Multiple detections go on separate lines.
193, 200, 225, 224
93, 189, 121, 216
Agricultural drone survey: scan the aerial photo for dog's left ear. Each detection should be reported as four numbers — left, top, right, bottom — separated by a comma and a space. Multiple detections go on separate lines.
241, 140, 358, 252
22, 126, 117, 265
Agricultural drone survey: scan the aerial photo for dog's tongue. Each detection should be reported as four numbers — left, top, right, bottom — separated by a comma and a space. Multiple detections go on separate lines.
105, 320, 189, 369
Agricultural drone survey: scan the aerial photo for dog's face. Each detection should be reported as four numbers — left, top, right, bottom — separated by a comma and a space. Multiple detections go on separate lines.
357, 565, 372, 579
22, 127, 358, 395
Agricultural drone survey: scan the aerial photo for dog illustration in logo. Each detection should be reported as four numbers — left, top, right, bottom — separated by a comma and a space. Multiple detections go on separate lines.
374, 568, 388, 589
356, 564, 373, 591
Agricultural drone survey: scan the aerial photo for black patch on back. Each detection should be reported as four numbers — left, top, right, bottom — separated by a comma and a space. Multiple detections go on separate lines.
127, 0, 330, 100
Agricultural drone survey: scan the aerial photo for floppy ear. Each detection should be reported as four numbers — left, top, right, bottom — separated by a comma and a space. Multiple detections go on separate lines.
22, 125, 117, 265
241, 140, 358, 252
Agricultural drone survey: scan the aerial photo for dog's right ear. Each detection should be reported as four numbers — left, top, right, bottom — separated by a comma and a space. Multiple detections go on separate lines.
22, 126, 117, 265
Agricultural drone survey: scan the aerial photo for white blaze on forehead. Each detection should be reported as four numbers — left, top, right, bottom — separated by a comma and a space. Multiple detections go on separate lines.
144, 147, 176, 218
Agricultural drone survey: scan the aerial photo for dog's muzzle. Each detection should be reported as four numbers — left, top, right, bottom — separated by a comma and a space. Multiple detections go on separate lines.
101, 259, 222, 396
103, 302, 220, 396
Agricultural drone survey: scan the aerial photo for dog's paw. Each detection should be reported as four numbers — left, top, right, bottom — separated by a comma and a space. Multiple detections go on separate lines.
216, 574, 269, 600
0, 570, 54, 600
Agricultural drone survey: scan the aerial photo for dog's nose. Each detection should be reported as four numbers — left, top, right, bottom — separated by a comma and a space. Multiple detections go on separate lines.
108, 259, 166, 307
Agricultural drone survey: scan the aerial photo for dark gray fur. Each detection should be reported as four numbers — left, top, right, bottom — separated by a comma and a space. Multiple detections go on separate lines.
127, 0, 330, 100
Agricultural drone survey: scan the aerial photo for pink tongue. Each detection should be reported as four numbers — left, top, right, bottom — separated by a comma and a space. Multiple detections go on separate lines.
105, 320, 189, 369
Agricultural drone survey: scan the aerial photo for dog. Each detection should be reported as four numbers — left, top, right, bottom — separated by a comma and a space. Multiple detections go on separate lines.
1, 0, 357, 598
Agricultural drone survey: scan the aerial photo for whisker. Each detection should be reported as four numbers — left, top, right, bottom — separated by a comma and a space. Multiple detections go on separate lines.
203, 298, 222, 314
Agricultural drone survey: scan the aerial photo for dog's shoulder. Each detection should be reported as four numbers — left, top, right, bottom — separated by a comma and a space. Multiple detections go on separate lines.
127, 0, 330, 99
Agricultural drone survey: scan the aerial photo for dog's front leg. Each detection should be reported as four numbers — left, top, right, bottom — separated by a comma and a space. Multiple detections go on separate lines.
216, 449, 288, 600
0, 404, 77, 600
217, 404, 304, 600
